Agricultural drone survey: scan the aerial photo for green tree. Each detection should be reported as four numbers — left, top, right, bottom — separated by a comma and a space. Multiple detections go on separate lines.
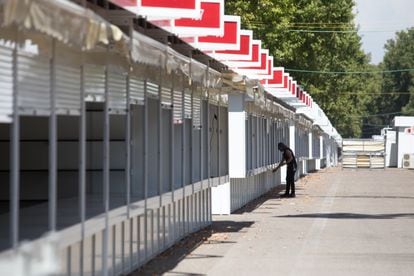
382, 28, 414, 118
225, 0, 379, 137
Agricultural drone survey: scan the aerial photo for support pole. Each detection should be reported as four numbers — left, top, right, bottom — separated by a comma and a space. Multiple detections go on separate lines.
49, 38, 57, 232
79, 52, 86, 276
10, 31, 19, 249
102, 46, 110, 276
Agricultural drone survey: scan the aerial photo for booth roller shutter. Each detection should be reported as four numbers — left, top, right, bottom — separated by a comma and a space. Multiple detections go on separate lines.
55, 43, 81, 115
129, 76, 144, 105
0, 45, 13, 123
146, 81, 159, 98
84, 64, 105, 102
184, 88, 192, 118
18, 50, 51, 115
161, 86, 172, 106
108, 69, 127, 114
173, 90, 183, 123
55, 63, 81, 115
192, 94, 201, 128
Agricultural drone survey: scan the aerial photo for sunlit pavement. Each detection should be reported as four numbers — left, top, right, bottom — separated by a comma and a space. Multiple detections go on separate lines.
133, 167, 414, 276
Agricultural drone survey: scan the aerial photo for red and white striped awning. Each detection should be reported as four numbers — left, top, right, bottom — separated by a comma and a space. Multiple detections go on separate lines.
223, 40, 262, 67
210, 30, 253, 61
191, 15, 240, 50
110, 0, 316, 110
110, 0, 202, 19
263, 68, 284, 88
235, 54, 273, 80
152, 0, 224, 37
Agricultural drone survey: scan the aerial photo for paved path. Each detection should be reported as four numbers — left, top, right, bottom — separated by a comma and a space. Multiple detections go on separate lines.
133, 167, 414, 276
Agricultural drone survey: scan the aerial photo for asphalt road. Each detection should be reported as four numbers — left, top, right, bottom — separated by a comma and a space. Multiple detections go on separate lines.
134, 167, 414, 276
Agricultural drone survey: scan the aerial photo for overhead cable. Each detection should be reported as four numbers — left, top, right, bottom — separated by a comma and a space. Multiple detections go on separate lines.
285, 68, 414, 74
349, 111, 404, 118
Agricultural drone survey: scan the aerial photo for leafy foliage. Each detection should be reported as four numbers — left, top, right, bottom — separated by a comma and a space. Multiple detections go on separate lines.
382, 28, 414, 116
225, 0, 381, 137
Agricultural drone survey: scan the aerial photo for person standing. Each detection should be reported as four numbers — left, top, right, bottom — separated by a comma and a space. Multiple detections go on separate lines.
272, 142, 297, 197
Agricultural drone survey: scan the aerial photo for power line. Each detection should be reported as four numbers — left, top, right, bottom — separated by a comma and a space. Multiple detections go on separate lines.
283, 29, 399, 33
280, 29, 353, 33
287, 22, 354, 26
289, 22, 411, 27
339, 92, 411, 95
244, 22, 405, 33
349, 111, 404, 118
363, 123, 390, 127
285, 68, 414, 74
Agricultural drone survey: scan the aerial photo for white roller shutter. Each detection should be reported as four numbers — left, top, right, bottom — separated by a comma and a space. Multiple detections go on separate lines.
192, 93, 201, 128
173, 89, 183, 123
54, 43, 82, 115
184, 88, 192, 119
161, 86, 172, 107
108, 67, 127, 114
84, 64, 105, 102
17, 47, 51, 115
146, 81, 159, 98
0, 45, 13, 123
129, 76, 145, 105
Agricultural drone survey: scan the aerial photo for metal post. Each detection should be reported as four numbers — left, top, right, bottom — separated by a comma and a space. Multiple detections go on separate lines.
199, 88, 204, 227
157, 63, 162, 251
170, 73, 175, 241
126, 75, 131, 217
190, 84, 194, 232
262, 117, 264, 167
217, 89, 221, 183
261, 117, 264, 167
112, 225, 116, 273
181, 80, 186, 234
10, 32, 19, 249
206, 90, 210, 186
127, 20, 134, 270
102, 46, 110, 276
129, 218, 133, 271
272, 119, 275, 164
158, 63, 162, 206
249, 114, 252, 171
264, 117, 266, 166
268, 117, 271, 167
126, 20, 133, 220
79, 54, 86, 276
121, 222, 125, 273
188, 54, 194, 191
136, 217, 140, 265
92, 234, 96, 275
143, 77, 148, 259
49, 38, 57, 232
200, 88, 203, 186
256, 116, 259, 169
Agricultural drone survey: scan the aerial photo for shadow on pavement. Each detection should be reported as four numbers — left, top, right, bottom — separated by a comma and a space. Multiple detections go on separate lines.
131, 220, 254, 275
232, 186, 285, 214
165, 272, 206, 276
309, 195, 414, 200
275, 212, 414, 219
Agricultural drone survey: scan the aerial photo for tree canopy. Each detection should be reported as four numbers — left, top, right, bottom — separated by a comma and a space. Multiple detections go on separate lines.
382, 28, 414, 115
225, 0, 382, 137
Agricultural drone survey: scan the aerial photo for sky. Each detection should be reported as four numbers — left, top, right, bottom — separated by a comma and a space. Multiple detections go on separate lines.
354, 0, 414, 64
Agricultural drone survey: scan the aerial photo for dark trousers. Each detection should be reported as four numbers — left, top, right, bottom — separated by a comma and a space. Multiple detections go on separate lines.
285, 166, 295, 195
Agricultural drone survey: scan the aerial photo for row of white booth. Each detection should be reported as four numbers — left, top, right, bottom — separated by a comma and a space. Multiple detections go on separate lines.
0, 0, 341, 275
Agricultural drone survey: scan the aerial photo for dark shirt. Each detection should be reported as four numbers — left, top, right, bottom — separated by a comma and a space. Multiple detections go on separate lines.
283, 148, 297, 171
